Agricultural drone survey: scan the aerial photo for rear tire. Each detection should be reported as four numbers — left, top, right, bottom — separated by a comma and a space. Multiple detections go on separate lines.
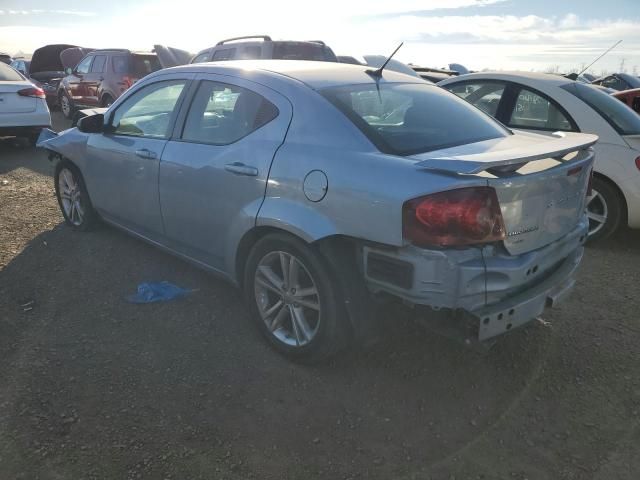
243, 233, 350, 363
59, 91, 75, 119
54, 160, 98, 231
587, 176, 624, 242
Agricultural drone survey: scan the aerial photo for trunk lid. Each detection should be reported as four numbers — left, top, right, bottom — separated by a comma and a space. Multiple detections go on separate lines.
0, 82, 37, 113
413, 131, 597, 255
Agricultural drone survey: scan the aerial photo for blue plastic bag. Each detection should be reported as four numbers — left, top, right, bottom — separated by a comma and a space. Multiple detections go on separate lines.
126, 281, 193, 304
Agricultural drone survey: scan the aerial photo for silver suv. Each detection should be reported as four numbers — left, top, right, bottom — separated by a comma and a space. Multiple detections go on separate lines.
190, 36, 338, 63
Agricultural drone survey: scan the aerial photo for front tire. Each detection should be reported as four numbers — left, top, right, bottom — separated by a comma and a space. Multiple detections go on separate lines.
54, 161, 98, 231
59, 91, 75, 119
587, 176, 624, 242
243, 233, 350, 363
101, 94, 114, 107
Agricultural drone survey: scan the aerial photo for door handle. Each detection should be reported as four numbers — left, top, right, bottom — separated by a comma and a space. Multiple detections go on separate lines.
224, 162, 258, 176
135, 149, 157, 159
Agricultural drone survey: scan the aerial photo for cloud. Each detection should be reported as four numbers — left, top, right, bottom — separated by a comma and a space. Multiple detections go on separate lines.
0, 9, 95, 17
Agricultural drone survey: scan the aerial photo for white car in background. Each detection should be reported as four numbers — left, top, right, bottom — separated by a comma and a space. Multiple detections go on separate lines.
439, 72, 640, 241
0, 62, 51, 146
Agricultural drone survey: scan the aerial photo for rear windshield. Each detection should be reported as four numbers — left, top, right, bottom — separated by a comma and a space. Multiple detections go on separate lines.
562, 82, 640, 135
321, 82, 509, 156
0, 62, 24, 81
272, 42, 337, 62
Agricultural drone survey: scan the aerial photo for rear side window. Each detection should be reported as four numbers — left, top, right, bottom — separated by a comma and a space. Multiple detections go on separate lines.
272, 42, 336, 61
509, 88, 575, 131
212, 49, 236, 61
322, 83, 508, 156
181, 80, 278, 145
130, 55, 161, 76
562, 82, 640, 135
112, 56, 128, 73
238, 46, 261, 60
90, 55, 107, 73
0, 62, 24, 81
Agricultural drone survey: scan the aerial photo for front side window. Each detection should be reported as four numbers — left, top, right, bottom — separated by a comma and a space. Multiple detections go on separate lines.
509, 88, 575, 131
111, 80, 187, 138
601, 76, 627, 91
322, 83, 508, 156
76, 56, 93, 74
90, 55, 106, 73
445, 81, 505, 117
562, 82, 640, 135
182, 80, 278, 145
192, 52, 211, 63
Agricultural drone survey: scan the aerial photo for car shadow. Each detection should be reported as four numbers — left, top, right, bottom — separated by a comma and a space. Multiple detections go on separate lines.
0, 220, 559, 479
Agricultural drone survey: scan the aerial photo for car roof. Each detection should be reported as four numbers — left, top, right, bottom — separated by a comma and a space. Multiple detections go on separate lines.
160, 60, 425, 89
438, 71, 574, 87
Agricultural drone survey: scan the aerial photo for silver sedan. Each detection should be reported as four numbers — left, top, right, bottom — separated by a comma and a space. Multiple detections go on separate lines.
40, 60, 597, 361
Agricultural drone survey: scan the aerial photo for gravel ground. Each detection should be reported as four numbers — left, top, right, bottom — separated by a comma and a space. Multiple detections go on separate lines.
0, 113, 639, 479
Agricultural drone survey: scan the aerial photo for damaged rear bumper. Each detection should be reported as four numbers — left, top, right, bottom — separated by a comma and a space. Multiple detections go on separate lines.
363, 217, 588, 342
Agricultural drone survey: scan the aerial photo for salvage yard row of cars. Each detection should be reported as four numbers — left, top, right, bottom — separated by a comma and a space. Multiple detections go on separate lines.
3, 36, 640, 361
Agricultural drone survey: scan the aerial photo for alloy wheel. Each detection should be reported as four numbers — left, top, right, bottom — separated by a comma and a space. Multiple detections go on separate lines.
58, 168, 85, 226
586, 189, 608, 237
254, 251, 321, 347
60, 95, 71, 117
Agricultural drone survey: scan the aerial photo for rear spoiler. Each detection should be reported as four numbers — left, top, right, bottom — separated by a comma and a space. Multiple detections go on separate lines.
415, 132, 598, 175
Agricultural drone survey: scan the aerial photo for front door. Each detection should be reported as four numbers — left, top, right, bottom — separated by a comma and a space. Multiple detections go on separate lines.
159, 74, 292, 271
84, 76, 192, 237
84, 54, 107, 106
68, 55, 93, 106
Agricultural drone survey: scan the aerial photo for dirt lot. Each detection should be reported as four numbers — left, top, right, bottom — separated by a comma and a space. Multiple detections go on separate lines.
0, 112, 639, 479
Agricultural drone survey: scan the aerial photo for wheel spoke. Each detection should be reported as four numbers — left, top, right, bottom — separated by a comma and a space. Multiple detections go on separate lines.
279, 252, 290, 289
294, 286, 317, 299
70, 202, 77, 223
290, 305, 312, 344
62, 170, 75, 191
61, 192, 72, 201
75, 200, 84, 221
255, 276, 283, 296
295, 297, 320, 311
270, 305, 288, 332
288, 257, 300, 289
263, 299, 284, 318
257, 265, 284, 292
587, 211, 606, 224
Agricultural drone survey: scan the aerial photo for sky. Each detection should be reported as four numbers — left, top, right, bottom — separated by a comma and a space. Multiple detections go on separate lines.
1, 0, 639, 75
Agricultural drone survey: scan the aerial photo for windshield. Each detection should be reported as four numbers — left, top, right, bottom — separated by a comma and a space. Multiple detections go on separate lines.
321, 82, 509, 156
0, 62, 24, 81
562, 82, 640, 135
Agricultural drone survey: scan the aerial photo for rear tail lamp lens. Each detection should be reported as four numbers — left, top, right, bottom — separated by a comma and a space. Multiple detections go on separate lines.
17, 87, 46, 99
635, 156, 640, 172
403, 187, 506, 247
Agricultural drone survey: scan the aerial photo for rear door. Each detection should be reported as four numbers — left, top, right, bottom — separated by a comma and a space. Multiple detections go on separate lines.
158, 73, 292, 271
85, 74, 193, 237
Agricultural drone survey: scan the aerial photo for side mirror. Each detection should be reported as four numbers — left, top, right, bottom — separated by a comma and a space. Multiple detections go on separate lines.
77, 113, 105, 134
65, 67, 73, 75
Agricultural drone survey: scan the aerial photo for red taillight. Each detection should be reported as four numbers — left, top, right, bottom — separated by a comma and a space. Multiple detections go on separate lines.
17, 87, 46, 99
403, 187, 506, 247
635, 156, 640, 171
121, 76, 138, 89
